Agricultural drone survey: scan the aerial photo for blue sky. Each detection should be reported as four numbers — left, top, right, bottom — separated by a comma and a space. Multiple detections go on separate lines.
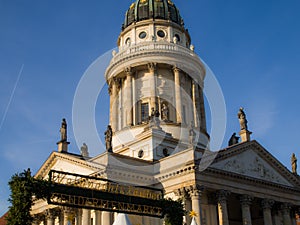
1, 0, 300, 216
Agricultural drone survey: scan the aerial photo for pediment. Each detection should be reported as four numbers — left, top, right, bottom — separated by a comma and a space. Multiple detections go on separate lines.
211, 142, 298, 187
35, 152, 100, 179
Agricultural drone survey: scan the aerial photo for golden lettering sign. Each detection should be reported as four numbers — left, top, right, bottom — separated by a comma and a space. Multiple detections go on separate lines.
49, 170, 162, 201
49, 193, 162, 217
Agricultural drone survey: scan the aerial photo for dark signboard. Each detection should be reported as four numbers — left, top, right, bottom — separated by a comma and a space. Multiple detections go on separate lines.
48, 170, 163, 217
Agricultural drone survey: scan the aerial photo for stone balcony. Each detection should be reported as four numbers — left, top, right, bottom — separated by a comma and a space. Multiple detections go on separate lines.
105, 42, 206, 83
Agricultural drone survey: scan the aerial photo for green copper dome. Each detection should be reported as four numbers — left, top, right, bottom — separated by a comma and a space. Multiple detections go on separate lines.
123, 0, 183, 29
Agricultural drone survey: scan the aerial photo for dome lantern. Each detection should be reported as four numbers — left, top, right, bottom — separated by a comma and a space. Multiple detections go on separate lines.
123, 0, 184, 29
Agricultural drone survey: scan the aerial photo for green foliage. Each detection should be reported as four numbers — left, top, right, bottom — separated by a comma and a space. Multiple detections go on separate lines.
6, 169, 50, 225
161, 198, 185, 225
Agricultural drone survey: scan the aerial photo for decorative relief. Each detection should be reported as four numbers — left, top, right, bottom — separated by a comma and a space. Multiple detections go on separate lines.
212, 150, 291, 186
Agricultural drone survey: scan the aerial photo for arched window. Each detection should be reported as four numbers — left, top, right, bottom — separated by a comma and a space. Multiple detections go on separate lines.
138, 0, 149, 21
154, 0, 165, 19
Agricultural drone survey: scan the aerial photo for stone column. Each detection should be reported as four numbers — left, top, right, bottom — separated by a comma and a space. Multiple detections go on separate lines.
82, 209, 91, 225
262, 199, 274, 225
188, 185, 203, 225
94, 210, 101, 225
76, 209, 82, 225
46, 209, 60, 225
217, 190, 230, 225
291, 213, 297, 225
124, 67, 133, 126
102, 211, 112, 225
148, 63, 157, 111
282, 203, 292, 225
175, 187, 192, 225
63, 209, 69, 225
173, 66, 182, 124
240, 195, 253, 225
192, 81, 201, 128
198, 85, 206, 131
273, 209, 283, 225
110, 78, 119, 132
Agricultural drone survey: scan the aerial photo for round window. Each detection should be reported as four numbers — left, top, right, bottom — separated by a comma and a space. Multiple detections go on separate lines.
138, 150, 144, 158
139, 31, 147, 39
157, 30, 166, 38
125, 37, 131, 45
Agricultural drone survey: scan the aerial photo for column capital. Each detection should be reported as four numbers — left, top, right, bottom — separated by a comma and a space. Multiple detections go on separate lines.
45, 208, 60, 220
113, 77, 123, 91
187, 184, 204, 198
262, 199, 275, 209
33, 213, 45, 224
108, 84, 112, 95
240, 194, 253, 206
174, 187, 190, 200
148, 63, 157, 72
172, 66, 181, 73
124, 67, 132, 75
216, 190, 231, 204
281, 202, 292, 215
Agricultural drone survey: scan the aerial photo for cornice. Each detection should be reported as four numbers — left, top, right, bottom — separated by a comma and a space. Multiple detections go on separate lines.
200, 167, 300, 194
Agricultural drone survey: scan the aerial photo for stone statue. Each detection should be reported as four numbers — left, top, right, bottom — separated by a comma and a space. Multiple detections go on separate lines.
228, 133, 239, 146
238, 107, 248, 130
150, 107, 155, 119
291, 153, 297, 174
105, 125, 113, 152
189, 122, 196, 144
161, 103, 169, 121
173, 36, 178, 44
155, 109, 160, 118
80, 143, 89, 157
60, 118, 67, 142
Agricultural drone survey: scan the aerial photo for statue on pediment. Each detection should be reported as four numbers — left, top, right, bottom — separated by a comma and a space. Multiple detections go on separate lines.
291, 153, 297, 174
105, 125, 113, 152
228, 133, 239, 146
60, 118, 67, 142
238, 107, 248, 130
81, 143, 89, 157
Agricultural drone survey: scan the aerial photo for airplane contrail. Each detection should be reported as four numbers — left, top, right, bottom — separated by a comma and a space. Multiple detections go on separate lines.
0, 64, 24, 132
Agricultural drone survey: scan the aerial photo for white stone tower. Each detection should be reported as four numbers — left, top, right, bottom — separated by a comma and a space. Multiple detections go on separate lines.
105, 0, 209, 161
